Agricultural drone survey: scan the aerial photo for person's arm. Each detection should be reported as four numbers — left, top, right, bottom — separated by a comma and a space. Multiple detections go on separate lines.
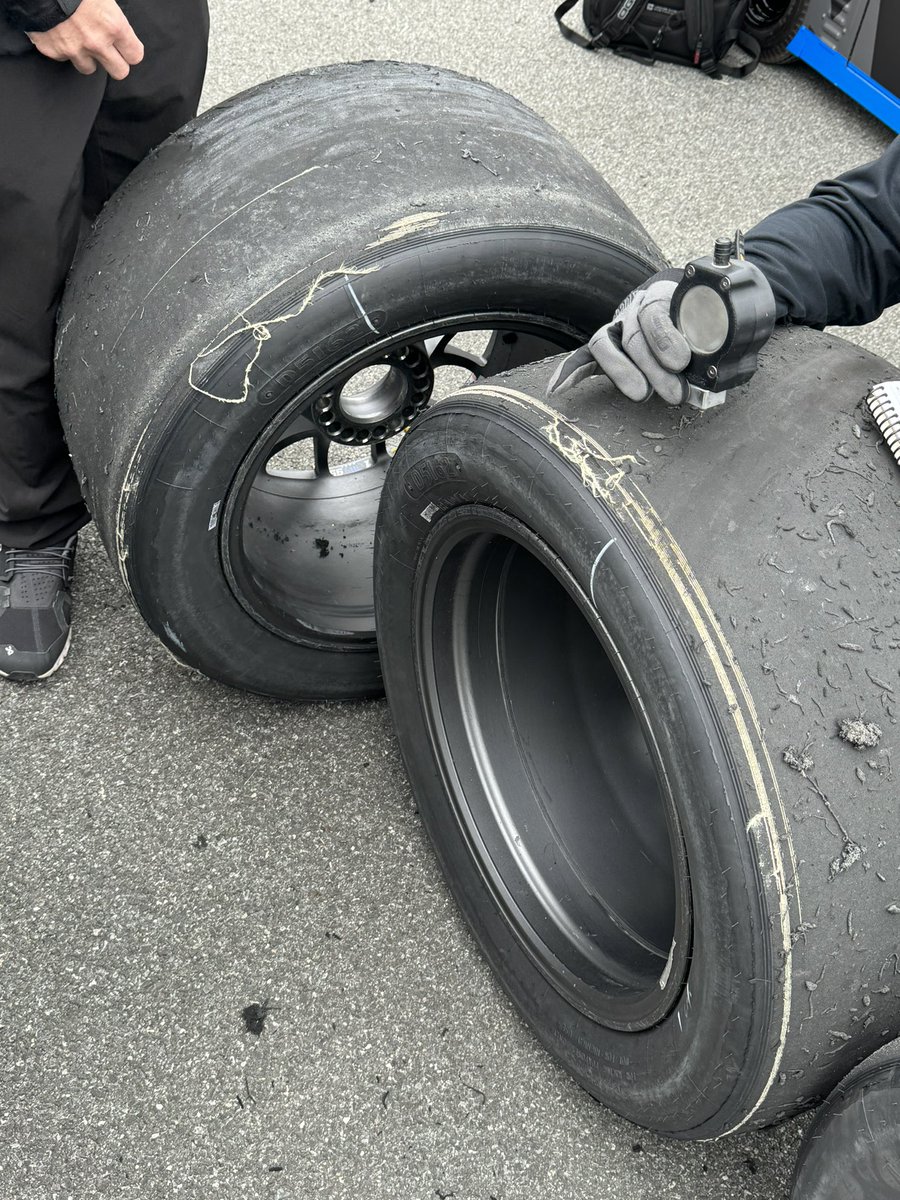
571, 139, 900, 405
744, 137, 900, 328
2, 0, 79, 32
2, 0, 143, 78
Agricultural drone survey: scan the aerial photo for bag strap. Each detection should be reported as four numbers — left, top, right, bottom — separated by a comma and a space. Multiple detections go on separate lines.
711, 0, 760, 77
683, 0, 760, 77
716, 28, 761, 76
596, 0, 655, 45
554, 0, 594, 48
686, 0, 719, 74
555, 0, 654, 51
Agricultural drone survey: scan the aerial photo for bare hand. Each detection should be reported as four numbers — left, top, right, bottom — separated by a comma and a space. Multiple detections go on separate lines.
28, 0, 144, 80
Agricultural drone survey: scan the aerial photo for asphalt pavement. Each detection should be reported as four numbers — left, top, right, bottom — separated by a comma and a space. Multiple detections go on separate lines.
2, 3, 898, 1198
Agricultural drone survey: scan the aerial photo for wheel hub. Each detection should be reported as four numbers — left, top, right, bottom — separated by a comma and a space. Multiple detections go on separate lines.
312, 343, 434, 444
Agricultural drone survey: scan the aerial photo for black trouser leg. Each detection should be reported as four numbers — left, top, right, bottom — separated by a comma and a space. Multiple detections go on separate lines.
0, 0, 209, 550
83, 0, 210, 218
0, 56, 105, 550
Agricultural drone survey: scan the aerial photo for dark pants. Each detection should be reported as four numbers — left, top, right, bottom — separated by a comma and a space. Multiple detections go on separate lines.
0, 1, 209, 549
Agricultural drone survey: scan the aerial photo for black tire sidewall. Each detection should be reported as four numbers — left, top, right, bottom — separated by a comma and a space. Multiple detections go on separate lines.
792, 1046, 900, 1199
122, 229, 658, 699
375, 400, 782, 1137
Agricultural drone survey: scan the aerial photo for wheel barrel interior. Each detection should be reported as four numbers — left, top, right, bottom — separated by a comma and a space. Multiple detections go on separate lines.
56, 60, 900, 1145
374, 327, 900, 1139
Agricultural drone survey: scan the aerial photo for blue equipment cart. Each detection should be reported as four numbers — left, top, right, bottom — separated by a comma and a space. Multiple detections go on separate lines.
788, 1, 900, 133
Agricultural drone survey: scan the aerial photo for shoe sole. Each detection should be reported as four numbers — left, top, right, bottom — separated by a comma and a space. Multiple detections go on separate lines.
0, 628, 72, 683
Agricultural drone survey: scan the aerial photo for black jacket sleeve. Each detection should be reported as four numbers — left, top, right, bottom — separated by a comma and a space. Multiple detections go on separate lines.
743, 137, 900, 328
1, 0, 80, 33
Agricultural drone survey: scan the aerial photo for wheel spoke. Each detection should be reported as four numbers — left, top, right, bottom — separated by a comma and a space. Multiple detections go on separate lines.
313, 432, 331, 475
264, 411, 319, 468
422, 333, 453, 359
432, 347, 489, 373
424, 327, 571, 381
481, 330, 566, 376
275, 409, 318, 443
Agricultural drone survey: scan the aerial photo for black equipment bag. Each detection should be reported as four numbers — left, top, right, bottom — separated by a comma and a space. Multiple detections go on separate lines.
556, 0, 760, 77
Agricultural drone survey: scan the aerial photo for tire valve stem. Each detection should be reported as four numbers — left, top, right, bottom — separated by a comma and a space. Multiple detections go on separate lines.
867, 381, 900, 470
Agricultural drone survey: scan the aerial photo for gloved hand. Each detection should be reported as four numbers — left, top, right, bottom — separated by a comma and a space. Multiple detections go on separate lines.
586, 270, 692, 405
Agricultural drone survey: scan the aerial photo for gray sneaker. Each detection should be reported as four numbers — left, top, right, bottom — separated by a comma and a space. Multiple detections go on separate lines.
0, 536, 77, 681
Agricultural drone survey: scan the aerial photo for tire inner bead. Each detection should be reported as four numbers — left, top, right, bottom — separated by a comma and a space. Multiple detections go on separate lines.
419, 511, 691, 1031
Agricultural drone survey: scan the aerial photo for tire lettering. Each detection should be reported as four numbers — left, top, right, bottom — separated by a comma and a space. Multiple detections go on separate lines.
404, 454, 463, 499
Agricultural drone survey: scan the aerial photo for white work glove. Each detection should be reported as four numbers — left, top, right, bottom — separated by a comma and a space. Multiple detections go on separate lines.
587, 271, 692, 405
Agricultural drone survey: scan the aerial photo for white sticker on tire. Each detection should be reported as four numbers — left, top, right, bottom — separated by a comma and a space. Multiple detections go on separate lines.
208, 500, 221, 532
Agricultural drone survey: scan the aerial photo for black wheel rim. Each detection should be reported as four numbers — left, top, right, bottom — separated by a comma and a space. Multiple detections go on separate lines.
415, 509, 692, 1031
221, 317, 575, 646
